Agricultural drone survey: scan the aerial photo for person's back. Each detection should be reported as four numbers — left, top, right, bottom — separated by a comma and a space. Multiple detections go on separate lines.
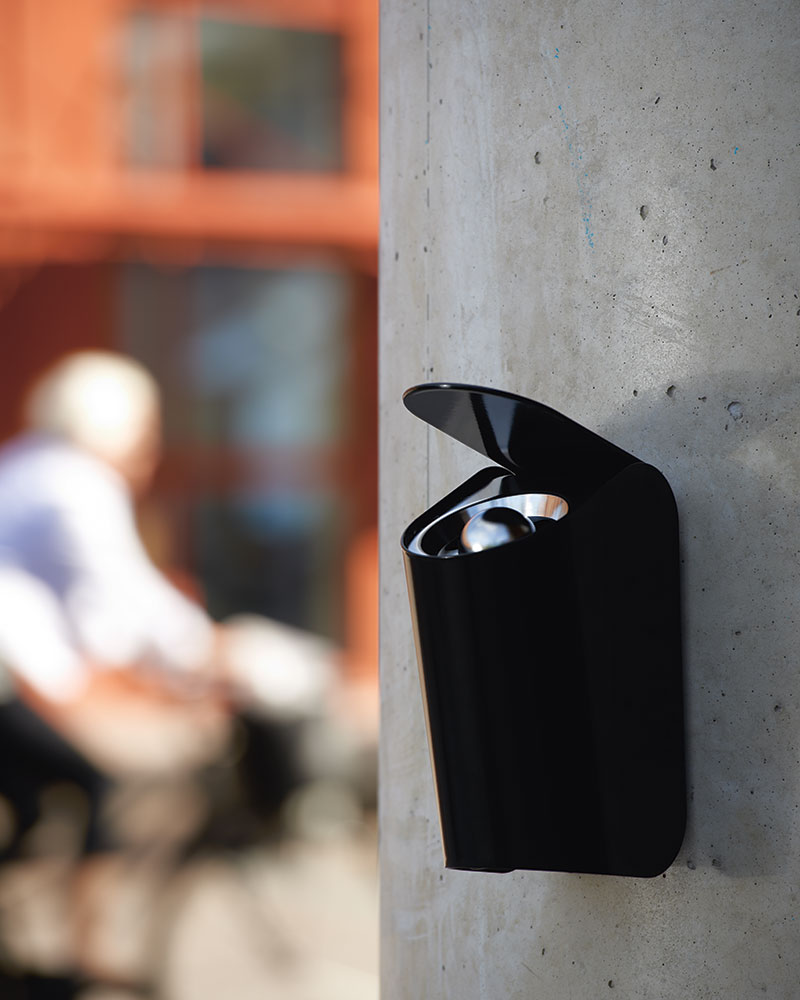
0, 434, 108, 703
0, 431, 126, 590
0, 434, 118, 865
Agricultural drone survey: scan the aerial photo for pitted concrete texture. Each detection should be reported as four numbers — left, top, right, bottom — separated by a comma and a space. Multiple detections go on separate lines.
379, 1, 800, 997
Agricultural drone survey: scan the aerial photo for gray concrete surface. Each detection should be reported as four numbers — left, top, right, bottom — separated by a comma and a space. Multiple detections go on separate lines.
379, 1, 800, 996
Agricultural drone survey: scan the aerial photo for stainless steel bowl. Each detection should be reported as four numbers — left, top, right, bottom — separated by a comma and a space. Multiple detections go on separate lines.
408, 492, 569, 557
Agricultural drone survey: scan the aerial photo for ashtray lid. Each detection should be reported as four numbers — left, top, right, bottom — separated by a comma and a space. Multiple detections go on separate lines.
403, 382, 636, 500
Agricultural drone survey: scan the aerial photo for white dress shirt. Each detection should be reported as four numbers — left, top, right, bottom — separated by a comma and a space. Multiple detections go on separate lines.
0, 432, 214, 701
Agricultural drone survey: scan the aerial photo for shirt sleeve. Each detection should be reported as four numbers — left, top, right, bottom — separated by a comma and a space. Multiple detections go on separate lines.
53, 464, 215, 675
0, 567, 87, 702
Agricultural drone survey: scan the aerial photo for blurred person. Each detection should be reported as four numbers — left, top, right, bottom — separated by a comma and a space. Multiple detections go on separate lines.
0, 351, 376, 991
0, 352, 233, 833
0, 353, 227, 795
0, 349, 370, 813
0, 351, 216, 703
0, 352, 226, 988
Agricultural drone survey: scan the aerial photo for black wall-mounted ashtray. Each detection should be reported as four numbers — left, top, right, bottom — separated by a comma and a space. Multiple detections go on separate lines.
401, 383, 686, 878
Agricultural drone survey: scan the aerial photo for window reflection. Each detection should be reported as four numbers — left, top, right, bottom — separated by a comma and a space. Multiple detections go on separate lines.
201, 19, 343, 171
190, 267, 350, 447
119, 263, 352, 637
124, 11, 344, 172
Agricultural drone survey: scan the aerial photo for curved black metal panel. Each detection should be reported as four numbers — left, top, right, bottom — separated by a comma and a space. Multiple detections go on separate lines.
403, 382, 636, 503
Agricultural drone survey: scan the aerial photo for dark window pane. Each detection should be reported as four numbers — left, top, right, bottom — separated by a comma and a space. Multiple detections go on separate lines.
118, 262, 352, 638
201, 19, 343, 171
194, 492, 342, 629
188, 267, 351, 448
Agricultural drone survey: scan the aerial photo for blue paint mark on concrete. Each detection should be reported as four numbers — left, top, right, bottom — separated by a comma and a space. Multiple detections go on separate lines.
548, 44, 595, 249
556, 99, 595, 249
733, 146, 739, 154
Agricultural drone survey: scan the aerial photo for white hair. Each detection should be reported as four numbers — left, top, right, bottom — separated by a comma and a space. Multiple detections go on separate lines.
26, 352, 160, 460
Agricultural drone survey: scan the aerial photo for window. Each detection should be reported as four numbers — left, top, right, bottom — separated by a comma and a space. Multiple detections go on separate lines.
201, 19, 343, 171
125, 10, 344, 172
119, 262, 354, 637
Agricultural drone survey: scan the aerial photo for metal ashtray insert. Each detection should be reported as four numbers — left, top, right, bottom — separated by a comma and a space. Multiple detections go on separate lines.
407, 492, 569, 557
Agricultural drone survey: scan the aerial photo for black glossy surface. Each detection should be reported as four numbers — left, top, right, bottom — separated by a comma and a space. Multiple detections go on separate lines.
403, 383, 635, 504
401, 384, 686, 877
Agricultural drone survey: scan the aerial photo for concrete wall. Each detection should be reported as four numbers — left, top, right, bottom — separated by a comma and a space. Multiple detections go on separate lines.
379, 1, 800, 996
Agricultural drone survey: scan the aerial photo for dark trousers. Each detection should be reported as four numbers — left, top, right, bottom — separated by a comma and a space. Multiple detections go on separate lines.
0, 698, 110, 858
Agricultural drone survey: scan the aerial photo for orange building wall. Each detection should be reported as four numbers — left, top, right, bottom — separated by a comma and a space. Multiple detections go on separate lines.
0, 263, 116, 440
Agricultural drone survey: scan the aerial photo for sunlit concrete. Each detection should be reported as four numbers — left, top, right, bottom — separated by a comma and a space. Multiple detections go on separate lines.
379, 1, 800, 995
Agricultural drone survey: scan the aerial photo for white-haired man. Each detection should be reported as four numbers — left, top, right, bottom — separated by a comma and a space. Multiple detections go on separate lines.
0, 351, 375, 982
0, 352, 223, 851
0, 351, 216, 696
0, 352, 237, 987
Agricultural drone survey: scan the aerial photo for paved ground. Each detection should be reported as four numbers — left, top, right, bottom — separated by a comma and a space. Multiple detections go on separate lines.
159, 835, 378, 1000
0, 810, 378, 1000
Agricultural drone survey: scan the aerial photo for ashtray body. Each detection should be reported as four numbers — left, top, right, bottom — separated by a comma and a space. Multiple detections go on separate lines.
401, 384, 686, 877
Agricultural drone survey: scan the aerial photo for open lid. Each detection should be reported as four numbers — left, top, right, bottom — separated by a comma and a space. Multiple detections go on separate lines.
403, 383, 637, 502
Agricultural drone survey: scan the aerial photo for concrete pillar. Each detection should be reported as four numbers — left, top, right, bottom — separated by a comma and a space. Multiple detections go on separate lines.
379, 1, 800, 996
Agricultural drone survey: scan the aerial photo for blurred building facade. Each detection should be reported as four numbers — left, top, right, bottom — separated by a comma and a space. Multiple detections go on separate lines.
0, 0, 378, 667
